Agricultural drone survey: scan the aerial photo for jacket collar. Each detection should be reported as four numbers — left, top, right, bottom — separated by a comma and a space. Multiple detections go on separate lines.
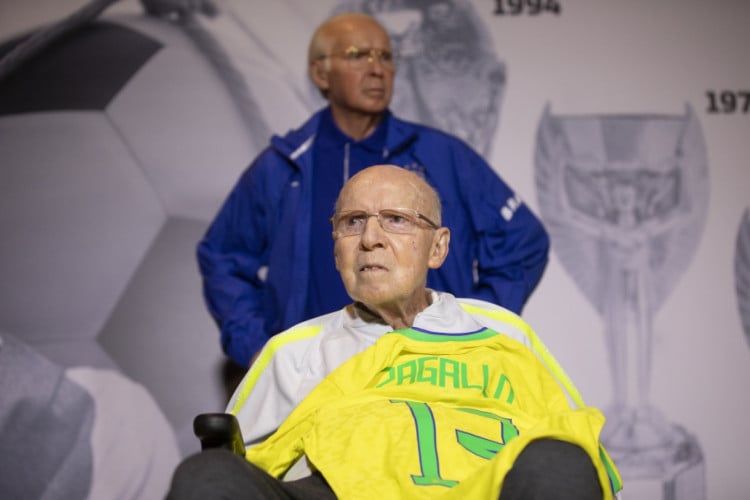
270, 107, 419, 163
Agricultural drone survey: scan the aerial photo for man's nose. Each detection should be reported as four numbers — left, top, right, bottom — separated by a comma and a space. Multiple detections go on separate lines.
367, 53, 386, 73
359, 215, 386, 248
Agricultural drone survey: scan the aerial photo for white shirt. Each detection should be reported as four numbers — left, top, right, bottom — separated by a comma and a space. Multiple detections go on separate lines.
227, 292, 532, 447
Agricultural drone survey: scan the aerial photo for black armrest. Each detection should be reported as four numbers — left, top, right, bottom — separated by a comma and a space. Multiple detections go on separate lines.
193, 413, 246, 457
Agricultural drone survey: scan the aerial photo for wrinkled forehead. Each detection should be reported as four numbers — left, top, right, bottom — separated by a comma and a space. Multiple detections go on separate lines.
337, 170, 428, 213
328, 19, 391, 51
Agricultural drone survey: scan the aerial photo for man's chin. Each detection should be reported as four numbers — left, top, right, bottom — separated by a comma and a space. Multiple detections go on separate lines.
349, 286, 394, 307
357, 99, 389, 114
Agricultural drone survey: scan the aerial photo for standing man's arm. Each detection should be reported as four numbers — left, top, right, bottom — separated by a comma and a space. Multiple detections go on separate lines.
461, 149, 550, 314
197, 165, 273, 368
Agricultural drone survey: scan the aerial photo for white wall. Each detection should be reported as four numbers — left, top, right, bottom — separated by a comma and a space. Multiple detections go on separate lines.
1, 1, 748, 498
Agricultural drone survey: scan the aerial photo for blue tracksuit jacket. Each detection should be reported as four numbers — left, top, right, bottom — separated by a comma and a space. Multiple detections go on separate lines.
197, 108, 549, 367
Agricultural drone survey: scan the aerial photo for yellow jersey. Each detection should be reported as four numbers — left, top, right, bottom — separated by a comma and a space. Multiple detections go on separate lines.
247, 327, 621, 499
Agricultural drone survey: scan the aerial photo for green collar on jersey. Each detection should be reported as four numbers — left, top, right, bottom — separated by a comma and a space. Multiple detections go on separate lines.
391, 327, 498, 343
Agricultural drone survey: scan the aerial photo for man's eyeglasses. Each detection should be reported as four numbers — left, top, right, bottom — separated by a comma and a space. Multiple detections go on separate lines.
331, 208, 439, 237
317, 46, 398, 70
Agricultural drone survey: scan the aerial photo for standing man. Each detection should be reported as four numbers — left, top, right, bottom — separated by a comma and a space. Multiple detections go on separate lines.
197, 12, 549, 368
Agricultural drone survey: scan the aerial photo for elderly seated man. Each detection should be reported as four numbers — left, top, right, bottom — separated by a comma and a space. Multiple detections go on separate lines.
167, 165, 622, 499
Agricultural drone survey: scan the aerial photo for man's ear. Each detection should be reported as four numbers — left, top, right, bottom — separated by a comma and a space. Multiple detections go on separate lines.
427, 228, 450, 269
309, 60, 329, 93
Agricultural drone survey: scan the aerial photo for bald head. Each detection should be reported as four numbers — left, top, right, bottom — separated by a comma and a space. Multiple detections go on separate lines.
335, 165, 442, 225
332, 165, 450, 328
307, 13, 395, 133
308, 12, 389, 66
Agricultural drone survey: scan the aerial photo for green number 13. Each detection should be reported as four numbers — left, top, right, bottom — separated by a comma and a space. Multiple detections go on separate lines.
392, 400, 520, 488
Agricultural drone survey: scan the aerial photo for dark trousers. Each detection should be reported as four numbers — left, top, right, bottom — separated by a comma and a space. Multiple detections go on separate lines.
166, 439, 603, 499
166, 449, 334, 500
499, 439, 603, 500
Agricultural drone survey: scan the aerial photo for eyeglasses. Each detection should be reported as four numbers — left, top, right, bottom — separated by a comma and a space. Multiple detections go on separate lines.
331, 208, 439, 238
317, 46, 398, 70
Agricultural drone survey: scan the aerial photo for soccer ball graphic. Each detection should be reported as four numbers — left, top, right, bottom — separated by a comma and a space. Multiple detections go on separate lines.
0, 12, 256, 457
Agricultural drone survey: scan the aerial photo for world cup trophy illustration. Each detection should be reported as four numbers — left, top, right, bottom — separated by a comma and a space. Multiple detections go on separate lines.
534, 105, 709, 498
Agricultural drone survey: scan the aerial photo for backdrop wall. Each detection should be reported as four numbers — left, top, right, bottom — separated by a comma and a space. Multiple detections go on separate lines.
0, 1, 748, 499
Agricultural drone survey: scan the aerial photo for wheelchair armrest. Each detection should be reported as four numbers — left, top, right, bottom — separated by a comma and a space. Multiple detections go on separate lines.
193, 412, 246, 457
